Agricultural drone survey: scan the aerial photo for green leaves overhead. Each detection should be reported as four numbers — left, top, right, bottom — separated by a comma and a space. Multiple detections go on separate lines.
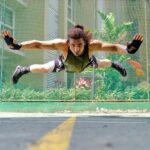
95, 11, 133, 42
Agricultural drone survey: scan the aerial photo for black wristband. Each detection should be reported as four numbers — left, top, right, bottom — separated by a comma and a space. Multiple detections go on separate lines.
11, 43, 22, 50
4, 35, 13, 45
4, 35, 22, 50
127, 40, 142, 54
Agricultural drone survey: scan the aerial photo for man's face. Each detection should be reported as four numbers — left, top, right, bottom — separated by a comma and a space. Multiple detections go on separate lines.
68, 38, 85, 56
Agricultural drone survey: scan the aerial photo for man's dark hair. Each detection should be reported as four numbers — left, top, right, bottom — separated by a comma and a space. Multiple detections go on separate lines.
67, 24, 92, 44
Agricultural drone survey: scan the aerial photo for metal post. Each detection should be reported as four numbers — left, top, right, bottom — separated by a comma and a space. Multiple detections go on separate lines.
92, 68, 95, 99
0, 0, 5, 98
144, 0, 150, 100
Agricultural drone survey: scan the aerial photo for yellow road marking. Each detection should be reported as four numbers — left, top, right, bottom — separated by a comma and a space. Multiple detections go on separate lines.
28, 117, 76, 150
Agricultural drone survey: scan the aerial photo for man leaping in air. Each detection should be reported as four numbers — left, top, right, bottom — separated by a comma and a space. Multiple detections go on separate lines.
2, 25, 143, 84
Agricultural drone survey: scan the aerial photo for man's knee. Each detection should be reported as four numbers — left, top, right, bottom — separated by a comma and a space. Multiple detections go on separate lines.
40, 61, 55, 72
97, 59, 112, 67
39, 65, 50, 72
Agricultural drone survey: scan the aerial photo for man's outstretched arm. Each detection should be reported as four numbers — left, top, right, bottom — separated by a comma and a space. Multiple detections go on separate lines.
89, 33, 143, 55
2, 31, 66, 51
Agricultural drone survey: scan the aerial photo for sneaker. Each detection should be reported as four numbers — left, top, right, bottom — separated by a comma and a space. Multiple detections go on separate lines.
112, 62, 127, 77
12, 65, 23, 84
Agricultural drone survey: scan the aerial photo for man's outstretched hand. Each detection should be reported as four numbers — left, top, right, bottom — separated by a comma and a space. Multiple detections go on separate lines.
2, 31, 22, 50
126, 34, 143, 54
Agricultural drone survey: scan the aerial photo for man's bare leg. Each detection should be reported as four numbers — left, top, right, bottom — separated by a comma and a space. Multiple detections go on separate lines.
12, 61, 55, 84
97, 59, 127, 77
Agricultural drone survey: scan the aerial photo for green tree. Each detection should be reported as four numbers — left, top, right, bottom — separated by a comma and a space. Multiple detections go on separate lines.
94, 11, 133, 42
90, 11, 133, 93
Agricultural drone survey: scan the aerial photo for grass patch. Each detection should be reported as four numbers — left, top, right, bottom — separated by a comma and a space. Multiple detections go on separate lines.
0, 101, 150, 113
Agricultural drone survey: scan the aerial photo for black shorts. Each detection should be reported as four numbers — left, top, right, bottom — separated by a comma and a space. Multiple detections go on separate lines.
53, 56, 65, 72
89, 55, 98, 68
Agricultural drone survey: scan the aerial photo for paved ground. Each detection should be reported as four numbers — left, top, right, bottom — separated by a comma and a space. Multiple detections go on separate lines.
0, 113, 150, 150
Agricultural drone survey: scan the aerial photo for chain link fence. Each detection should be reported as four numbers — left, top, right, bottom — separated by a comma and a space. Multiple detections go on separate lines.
0, 0, 149, 101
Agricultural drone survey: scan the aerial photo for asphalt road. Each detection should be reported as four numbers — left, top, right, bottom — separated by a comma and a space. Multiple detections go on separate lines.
0, 114, 150, 150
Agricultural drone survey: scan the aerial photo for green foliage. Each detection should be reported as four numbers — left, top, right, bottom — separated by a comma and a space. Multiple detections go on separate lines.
92, 11, 133, 62
87, 11, 135, 93
93, 11, 133, 42
0, 83, 149, 100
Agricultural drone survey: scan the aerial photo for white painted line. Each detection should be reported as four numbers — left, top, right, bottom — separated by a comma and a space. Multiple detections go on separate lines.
73, 121, 146, 124
1, 112, 150, 118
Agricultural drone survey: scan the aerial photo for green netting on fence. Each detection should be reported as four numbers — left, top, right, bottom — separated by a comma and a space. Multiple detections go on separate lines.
0, 0, 149, 101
